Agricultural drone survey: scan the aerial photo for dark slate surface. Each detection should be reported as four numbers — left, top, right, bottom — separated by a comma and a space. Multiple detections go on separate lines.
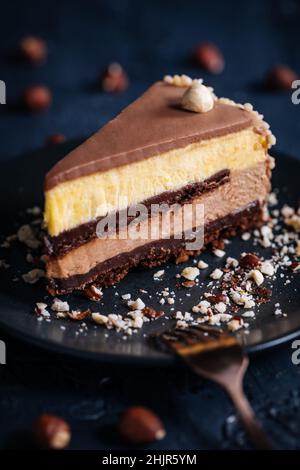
0, 0, 300, 450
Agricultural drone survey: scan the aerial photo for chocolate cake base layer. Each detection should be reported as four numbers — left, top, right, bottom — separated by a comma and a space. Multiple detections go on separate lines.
47, 200, 265, 295
45, 169, 230, 259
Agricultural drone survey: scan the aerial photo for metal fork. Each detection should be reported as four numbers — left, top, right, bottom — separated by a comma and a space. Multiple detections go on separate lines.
160, 325, 272, 449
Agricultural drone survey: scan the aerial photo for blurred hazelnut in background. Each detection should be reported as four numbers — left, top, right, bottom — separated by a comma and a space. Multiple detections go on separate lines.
193, 41, 224, 74
19, 36, 47, 64
22, 85, 52, 112
100, 62, 129, 93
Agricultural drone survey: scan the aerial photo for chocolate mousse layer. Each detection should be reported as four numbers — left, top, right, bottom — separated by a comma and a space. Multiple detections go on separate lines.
47, 201, 264, 295
46, 162, 270, 294
45, 169, 230, 258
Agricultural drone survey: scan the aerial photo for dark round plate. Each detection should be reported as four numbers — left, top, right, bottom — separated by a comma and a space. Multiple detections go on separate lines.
0, 142, 299, 365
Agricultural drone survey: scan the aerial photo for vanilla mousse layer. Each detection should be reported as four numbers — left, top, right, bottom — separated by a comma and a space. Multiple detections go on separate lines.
47, 162, 269, 283
45, 128, 268, 237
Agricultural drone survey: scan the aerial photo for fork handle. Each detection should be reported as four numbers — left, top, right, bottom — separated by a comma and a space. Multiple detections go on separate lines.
227, 383, 272, 450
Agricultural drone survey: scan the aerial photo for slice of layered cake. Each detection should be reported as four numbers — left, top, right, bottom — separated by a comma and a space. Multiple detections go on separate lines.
44, 76, 275, 295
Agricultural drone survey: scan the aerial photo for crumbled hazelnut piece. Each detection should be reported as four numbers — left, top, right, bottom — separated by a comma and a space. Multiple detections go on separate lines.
56, 311, 68, 319
92, 312, 109, 325
0, 259, 9, 269
241, 232, 251, 241
35, 302, 50, 317
213, 248, 226, 258
207, 293, 228, 304
210, 268, 223, 280
260, 261, 275, 277
281, 204, 295, 218
284, 213, 300, 232
128, 298, 145, 310
176, 320, 188, 329
248, 269, 264, 286
194, 300, 211, 314
153, 269, 165, 279
240, 253, 261, 269
226, 257, 239, 268
83, 284, 103, 301
268, 192, 278, 206
17, 224, 41, 249
128, 310, 144, 329
214, 302, 227, 314
227, 318, 243, 332
51, 298, 69, 312
1, 233, 17, 248
67, 309, 91, 321
230, 288, 255, 308
22, 268, 44, 284
181, 266, 200, 280
121, 293, 131, 300
198, 260, 208, 269
142, 307, 164, 319
242, 311, 255, 318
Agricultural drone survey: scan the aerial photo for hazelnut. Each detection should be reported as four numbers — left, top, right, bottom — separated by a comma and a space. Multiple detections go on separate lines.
118, 406, 166, 444
100, 62, 129, 93
181, 82, 214, 113
46, 133, 66, 145
22, 85, 52, 112
239, 253, 261, 269
194, 41, 224, 74
19, 36, 47, 64
32, 414, 71, 449
265, 64, 298, 91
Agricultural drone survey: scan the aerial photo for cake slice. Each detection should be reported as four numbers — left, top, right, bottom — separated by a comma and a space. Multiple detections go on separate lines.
44, 77, 275, 295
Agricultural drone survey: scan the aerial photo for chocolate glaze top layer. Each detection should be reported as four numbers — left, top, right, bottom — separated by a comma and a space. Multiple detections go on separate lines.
45, 82, 254, 190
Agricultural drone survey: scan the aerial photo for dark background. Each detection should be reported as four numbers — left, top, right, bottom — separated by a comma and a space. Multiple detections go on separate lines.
1, 0, 300, 450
